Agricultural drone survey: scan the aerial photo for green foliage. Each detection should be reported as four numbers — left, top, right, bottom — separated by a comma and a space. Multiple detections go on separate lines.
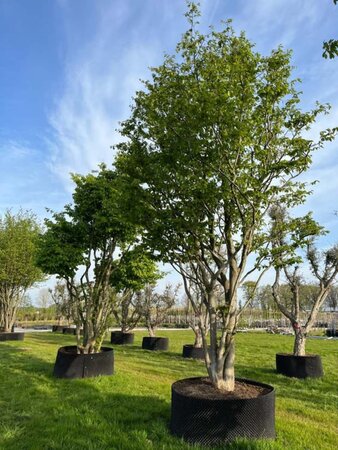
323, 1, 338, 58
115, 2, 337, 385
0, 210, 44, 288
36, 166, 140, 353
110, 248, 162, 292
116, 4, 336, 266
0, 210, 44, 330
37, 166, 135, 280
268, 205, 326, 268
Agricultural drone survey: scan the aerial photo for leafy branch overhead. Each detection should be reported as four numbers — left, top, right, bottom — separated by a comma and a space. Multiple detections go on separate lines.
322, 0, 338, 58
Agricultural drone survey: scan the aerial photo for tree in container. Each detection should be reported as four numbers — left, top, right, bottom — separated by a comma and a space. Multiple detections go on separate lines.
114, 2, 337, 443
182, 287, 209, 349
0, 210, 44, 340
269, 205, 338, 377
37, 166, 139, 377
116, 2, 336, 390
140, 284, 178, 351
110, 249, 161, 344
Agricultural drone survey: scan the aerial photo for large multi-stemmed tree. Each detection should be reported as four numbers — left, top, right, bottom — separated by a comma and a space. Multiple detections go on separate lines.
115, 3, 337, 390
37, 165, 138, 354
0, 210, 44, 332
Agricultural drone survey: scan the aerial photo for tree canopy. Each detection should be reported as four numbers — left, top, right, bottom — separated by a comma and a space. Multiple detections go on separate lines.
115, 2, 337, 390
37, 166, 140, 353
0, 210, 44, 332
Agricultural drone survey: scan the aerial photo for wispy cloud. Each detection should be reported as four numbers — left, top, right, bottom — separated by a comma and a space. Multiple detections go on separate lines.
47, 0, 338, 244
0, 140, 67, 217
48, 1, 184, 190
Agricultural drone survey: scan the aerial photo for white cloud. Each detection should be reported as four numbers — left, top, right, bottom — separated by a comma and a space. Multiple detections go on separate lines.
48, 1, 183, 191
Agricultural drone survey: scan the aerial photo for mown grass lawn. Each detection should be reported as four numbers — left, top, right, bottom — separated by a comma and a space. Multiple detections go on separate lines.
0, 330, 337, 450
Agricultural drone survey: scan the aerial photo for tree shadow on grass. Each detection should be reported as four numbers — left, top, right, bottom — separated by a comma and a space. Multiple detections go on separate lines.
27, 331, 78, 347
235, 362, 337, 411
0, 343, 207, 450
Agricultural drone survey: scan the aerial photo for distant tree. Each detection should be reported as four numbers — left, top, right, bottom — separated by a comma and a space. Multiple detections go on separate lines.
37, 166, 138, 354
141, 284, 178, 337
323, 0, 338, 58
115, 2, 337, 390
36, 288, 54, 321
250, 285, 278, 317
110, 249, 161, 333
49, 281, 74, 325
181, 270, 209, 348
270, 206, 338, 355
254, 283, 322, 315
0, 210, 44, 332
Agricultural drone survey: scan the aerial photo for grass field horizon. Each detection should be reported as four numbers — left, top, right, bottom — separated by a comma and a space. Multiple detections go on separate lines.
0, 331, 337, 449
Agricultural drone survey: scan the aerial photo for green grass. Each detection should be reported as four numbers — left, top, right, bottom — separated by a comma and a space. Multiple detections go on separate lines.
0, 331, 337, 450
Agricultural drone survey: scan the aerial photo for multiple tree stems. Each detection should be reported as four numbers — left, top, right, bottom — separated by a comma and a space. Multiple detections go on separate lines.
272, 246, 338, 356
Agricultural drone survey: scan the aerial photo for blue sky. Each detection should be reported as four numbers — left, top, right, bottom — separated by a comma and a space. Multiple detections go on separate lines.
0, 0, 338, 299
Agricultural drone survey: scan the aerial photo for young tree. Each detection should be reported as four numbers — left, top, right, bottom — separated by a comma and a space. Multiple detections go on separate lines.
270, 206, 338, 355
110, 249, 161, 333
182, 290, 209, 348
141, 284, 178, 337
36, 288, 53, 320
49, 281, 74, 325
0, 210, 44, 332
115, 3, 337, 390
37, 166, 138, 354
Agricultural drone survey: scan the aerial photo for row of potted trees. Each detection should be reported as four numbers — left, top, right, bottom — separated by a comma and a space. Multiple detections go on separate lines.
2, 3, 338, 446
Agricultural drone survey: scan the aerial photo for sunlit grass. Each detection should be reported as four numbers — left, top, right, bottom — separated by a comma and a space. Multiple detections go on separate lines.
0, 330, 336, 449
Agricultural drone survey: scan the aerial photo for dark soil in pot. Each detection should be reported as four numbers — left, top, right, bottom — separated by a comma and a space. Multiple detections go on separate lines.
0, 332, 25, 342
53, 345, 114, 379
142, 336, 169, 351
170, 377, 275, 446
182, 344, 210, 360
62, 327, 83, 336
110, 331, 134, 345
276, 353, 323, 378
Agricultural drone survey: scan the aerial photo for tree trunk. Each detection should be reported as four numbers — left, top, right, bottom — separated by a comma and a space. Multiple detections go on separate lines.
148, 326, 155, 337
208, 299, 218, 377
1, 301, 14, 332
223, 339, 235, 391
193, 326, 203, 348
293, 326, 306, 356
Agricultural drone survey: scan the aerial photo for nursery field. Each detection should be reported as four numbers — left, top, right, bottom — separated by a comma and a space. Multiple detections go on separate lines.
0, 331, 337, 450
